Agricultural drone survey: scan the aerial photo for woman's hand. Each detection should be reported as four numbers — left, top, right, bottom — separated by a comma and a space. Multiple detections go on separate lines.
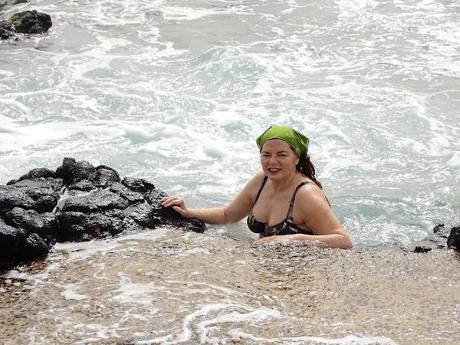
161, 196, 190, 218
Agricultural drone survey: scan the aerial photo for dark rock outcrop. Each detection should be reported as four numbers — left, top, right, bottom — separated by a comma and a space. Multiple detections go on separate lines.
1, 9, 52, 40
412, 224, 460, 253
0, 158, 206, 267
447, 226, 460, 250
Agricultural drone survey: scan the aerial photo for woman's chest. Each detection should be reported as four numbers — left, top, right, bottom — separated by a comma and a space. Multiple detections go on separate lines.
252, 192, 293, 225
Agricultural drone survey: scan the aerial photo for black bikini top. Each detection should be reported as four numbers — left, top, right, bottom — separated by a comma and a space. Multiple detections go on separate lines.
247, 176, 314, 237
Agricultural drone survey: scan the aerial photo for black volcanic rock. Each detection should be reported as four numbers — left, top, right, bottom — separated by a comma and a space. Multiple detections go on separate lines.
122, 177, 155, 193
1, 9, 52, 40
10, 10, 52, 34
412, 224, 460, 253
447, 226, 460, 250
0, 158, 206, 268
3, 207, 58, 240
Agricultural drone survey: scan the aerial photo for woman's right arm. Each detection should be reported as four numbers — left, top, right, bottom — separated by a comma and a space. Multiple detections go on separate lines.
161, 171, 266, 225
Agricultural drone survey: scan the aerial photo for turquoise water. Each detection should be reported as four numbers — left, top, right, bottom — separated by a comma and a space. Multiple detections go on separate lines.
1, 0, 459, 246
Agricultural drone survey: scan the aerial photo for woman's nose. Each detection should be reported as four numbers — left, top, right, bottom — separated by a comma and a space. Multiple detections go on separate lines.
267, 156, 278, 164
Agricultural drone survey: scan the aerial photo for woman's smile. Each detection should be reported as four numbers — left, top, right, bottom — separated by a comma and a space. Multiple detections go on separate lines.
267, 167, 281, 174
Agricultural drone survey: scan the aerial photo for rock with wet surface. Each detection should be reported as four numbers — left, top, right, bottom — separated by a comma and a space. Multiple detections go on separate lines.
0, 157, 206, 267
447, 226, 460, 250
412, 223, 460, 253
0, 9, 52, 40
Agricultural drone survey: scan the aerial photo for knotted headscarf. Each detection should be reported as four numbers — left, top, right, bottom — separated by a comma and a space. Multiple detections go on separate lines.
256, 125, 309, 157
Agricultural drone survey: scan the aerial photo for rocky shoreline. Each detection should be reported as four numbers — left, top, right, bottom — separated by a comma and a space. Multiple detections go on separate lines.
1, 157, 459, 272
0, 158, 205, 270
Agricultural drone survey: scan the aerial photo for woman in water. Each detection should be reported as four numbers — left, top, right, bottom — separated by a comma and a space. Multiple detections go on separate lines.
161, 125, 352, 249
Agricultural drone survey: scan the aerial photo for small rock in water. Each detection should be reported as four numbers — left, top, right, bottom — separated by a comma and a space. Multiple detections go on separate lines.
413, 246, 432, 253
411, 223, 459, 253
10, 10, 52, 34
0, 9, 52, 40
447, 226, 460, 250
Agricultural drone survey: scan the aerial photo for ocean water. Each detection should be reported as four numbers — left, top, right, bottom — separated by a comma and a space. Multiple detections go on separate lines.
1, 0, 459, 246
1, 1, 460, 344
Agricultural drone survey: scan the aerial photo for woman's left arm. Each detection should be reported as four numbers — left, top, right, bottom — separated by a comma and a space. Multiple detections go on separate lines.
254, 186, 352, 249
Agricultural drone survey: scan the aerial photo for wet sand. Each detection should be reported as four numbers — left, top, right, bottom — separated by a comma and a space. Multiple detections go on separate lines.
1, 229, 459, 345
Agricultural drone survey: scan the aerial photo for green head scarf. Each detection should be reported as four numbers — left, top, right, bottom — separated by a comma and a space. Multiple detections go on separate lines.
256, 125, 309, 157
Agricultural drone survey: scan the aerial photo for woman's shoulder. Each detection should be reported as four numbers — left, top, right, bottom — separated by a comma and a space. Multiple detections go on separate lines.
295, 179, 328, 205
250, 170, 267, 185
239, 171, 265, 202
239, 170, 266, 196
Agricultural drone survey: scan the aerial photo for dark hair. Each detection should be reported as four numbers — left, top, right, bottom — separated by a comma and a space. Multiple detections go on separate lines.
297, 153, 323, 189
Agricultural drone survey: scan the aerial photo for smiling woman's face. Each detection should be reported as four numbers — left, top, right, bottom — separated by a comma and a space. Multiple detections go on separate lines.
260, 139, 299, 181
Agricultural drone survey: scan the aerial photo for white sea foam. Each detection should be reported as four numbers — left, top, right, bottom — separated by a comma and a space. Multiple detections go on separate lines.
110, 274, 163, 306
159, 6, 223, 21
57, 283, 88, 300
135, 303, 282, 345
53, 228, 171, 262
227, 331, 398, 345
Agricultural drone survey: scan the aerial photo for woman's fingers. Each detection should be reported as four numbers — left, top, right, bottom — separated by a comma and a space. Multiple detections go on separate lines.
161, 196, 189, 217
172, 205, 186, 216
161, 196, 184, 208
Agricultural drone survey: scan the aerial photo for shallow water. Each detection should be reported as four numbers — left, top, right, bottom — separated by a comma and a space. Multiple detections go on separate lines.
1, 0, 459, 246
1, 1, 460, 344
1, 229, 459, 345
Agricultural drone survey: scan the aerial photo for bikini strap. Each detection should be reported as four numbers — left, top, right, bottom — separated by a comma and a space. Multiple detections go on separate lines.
254, 176, 268, 204
287, 181, 313, 217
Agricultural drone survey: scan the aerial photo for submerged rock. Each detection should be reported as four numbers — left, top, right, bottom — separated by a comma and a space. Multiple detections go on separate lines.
0, 9, 52, 40
0, 157, 206, 267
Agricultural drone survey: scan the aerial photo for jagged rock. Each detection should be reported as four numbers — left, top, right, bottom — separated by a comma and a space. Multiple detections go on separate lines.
145, 188, 205, 233
0, 157, 206, 268
67, 180, 95, 192
17, 168, 56, 182
0, 185, 35, 210
57, 211, 125, 241
93, 165, 120, 188
122, 176, 155, 193
412, 224, 460, 253
21, 233, 49, 257
10, 10, 51, 34
447, 226, 460, 250
1, 178, 61, 213
1, 9, 52, 40
3, 207, 57, 241
56, 157, 96, 185
61, 189, 130, 213
413, 246, 432, 253
0, 219, 25, 261
109, 183, 145, 204
0, 20, 14, 39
